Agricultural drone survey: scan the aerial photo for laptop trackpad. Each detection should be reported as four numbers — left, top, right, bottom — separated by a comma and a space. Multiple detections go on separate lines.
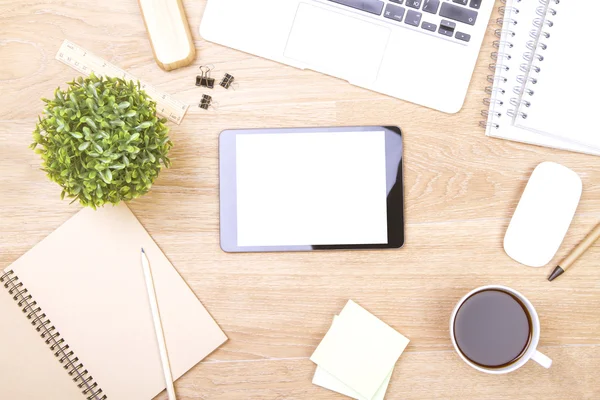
284, 3, 390, 85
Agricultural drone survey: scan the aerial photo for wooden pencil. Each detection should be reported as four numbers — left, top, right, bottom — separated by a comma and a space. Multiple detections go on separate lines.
141, 248, 177, 400
549, 223, 600, 281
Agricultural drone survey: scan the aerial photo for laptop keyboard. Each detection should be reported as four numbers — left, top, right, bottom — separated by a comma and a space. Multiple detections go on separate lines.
326, 0, 480, 43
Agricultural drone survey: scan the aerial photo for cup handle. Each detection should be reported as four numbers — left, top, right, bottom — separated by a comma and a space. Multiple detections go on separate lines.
531, 350, 552, 368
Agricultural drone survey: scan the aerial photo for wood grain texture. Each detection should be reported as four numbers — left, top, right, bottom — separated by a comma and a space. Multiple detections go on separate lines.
1, 1, 599, 399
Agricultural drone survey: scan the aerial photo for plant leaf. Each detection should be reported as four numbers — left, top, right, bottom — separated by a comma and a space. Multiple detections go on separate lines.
78, 142, 91, 151
136, 121, 153, 130
85, 117, 97, 130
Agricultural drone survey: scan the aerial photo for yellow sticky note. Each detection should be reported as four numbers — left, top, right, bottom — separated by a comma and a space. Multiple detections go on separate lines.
313, 366, 393, 400
313, 316, 394, 400
310, 300, 409, 400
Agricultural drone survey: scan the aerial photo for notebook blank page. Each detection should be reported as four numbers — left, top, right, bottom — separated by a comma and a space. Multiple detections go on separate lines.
516, 6, 599, 150
8, 204, 227, 400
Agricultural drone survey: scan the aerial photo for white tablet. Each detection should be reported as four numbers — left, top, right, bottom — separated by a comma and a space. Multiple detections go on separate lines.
219, 126, 404, 252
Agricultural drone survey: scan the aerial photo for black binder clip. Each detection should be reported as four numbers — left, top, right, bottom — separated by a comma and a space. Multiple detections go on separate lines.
196, 65, 215, 89
199, 94, 215, 110
219, 73, 237, 89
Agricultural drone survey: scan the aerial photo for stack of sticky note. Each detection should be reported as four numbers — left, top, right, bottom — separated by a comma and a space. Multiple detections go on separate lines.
310, 300, 410, 400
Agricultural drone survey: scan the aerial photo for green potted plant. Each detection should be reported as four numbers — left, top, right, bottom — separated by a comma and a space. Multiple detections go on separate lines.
31, 73, 173, 209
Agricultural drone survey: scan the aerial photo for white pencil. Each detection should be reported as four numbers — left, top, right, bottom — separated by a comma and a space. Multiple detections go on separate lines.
140, 248, 177, 400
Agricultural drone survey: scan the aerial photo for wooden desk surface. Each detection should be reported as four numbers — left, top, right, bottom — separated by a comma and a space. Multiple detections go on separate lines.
1, 1, 599, 399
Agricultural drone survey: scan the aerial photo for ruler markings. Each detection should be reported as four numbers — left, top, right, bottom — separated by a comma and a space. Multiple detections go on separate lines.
55, 40, 188, 125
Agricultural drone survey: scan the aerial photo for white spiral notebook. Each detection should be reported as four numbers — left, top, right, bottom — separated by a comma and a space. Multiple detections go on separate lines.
513, 0, 600, 151
483, 0, 599, 156
0, 204, 227, 400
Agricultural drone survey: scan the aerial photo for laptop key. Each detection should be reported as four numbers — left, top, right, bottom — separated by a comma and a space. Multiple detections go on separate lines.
438, 19, 456, 36
406, 0, 422, 9
469, 0, 481, 9
422, 0, 440, 14
439, 3, 478, 25
455, 32, 471, 42
327, 0, 385, 15
390, 0, 404, 4
421, 21, 436, 32
438, 27, 453, 36
405, 10, 422, 26
452, 0, 468, 5
384, 3, 406, 22
440, 19, 456, 30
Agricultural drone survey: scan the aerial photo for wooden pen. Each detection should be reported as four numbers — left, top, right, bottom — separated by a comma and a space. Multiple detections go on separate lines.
548, 223, 600, 281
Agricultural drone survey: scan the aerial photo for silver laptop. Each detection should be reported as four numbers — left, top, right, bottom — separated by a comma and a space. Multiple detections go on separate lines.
200, 0, 494, 113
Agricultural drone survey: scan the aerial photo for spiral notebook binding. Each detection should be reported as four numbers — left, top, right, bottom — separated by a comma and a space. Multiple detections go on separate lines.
480, 0, 521, 129
509, 0, 559, 121
1, 270, 107, 400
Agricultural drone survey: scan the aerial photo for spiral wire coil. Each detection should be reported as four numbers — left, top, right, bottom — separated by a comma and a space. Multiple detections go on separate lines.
480, 0, 521, 129
1, 270, 107, 400
509, 0, 559, 120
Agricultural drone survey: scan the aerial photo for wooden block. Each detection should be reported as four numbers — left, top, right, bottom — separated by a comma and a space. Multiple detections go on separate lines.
138, 0, 196, 71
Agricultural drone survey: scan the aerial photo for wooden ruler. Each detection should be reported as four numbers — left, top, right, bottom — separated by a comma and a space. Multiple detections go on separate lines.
55, 40, 188, 125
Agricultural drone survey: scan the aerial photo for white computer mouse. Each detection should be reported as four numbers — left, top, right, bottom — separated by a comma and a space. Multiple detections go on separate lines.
504, 162, 582, 267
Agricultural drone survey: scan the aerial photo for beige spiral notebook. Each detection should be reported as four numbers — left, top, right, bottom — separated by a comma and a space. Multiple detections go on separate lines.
0, 204, 227, 400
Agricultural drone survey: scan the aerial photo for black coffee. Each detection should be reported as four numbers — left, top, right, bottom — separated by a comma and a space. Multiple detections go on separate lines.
454, 289, 532, 368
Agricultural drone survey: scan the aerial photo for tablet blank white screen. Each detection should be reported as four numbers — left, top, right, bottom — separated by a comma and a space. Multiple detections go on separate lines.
235, 131, 388, 246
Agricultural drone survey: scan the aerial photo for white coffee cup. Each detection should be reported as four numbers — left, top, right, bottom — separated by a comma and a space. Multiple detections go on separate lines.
450, 285, 552, 374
